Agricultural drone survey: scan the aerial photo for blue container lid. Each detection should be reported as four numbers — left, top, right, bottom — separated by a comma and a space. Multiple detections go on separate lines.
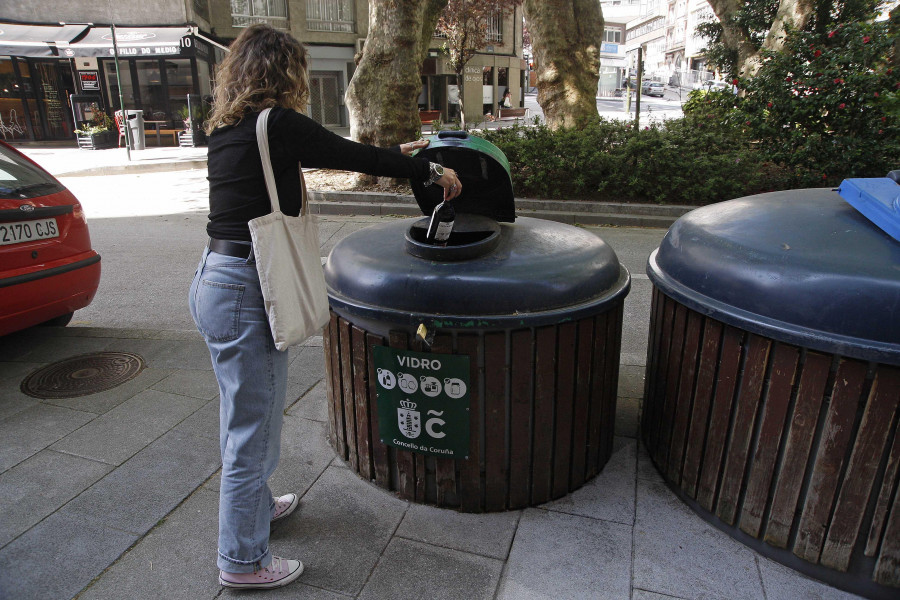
648, 188, 900, 365
837, 174, 900, 242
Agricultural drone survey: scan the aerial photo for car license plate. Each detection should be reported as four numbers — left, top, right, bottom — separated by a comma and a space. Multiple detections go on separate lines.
0, 218, 59, 246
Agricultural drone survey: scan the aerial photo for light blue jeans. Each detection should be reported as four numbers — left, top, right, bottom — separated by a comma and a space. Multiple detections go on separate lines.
188, 246, 288, 573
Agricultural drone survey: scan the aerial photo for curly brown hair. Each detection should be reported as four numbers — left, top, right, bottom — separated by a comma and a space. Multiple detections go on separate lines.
205, 24, 310, 134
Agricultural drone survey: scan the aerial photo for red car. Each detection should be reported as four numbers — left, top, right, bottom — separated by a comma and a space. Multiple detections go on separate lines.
0, 141, 101, 337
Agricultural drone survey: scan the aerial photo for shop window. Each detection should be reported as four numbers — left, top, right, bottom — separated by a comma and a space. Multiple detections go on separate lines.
166, 59, 195, 125
0, 59, 27, 141
231, 0, 289, 30
307, 0, 356, 33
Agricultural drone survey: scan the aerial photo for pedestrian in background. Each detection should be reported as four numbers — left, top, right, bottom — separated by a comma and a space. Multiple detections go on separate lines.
189, 24, 461, 590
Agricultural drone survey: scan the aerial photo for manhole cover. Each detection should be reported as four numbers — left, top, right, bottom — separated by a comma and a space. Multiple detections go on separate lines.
21, 352, 145, 399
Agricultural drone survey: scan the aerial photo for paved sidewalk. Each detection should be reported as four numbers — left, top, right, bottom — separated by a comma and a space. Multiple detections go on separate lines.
0, 136, 865, 599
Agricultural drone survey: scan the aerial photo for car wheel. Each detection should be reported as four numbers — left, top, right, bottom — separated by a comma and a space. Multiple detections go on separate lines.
41, 312, 74, 328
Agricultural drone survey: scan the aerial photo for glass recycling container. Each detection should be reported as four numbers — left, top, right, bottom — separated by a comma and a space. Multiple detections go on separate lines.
641, 177, 900, 599
322, 132, 631, 512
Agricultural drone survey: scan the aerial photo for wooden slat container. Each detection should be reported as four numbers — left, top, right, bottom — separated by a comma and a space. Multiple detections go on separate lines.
324, 304, 623, 512
322, 215, 630, 512
643, 189, 900, 599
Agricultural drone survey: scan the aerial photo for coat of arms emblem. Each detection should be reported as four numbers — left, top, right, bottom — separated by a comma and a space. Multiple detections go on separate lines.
397, 399, 421, 439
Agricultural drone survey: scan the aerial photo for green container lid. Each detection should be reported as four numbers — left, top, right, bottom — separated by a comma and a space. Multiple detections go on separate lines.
411, 130, 515, 222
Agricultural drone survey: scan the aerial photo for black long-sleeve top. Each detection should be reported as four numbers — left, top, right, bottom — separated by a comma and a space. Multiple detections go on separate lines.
206, 106, 430, 241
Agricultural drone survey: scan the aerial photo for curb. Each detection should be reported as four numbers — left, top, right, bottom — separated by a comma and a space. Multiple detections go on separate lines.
56, 159, 209, 178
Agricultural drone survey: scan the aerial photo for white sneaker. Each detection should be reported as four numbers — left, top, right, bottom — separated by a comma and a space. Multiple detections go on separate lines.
271, 493, 299, 523
219, 556, 304, 589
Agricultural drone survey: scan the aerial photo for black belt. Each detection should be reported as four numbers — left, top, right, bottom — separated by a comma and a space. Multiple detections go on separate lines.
208, 238, 252, 259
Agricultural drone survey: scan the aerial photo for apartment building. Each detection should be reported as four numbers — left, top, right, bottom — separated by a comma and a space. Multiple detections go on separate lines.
0, 0, 524, 141
598, 0, 643, 96
624, 0, 715, 88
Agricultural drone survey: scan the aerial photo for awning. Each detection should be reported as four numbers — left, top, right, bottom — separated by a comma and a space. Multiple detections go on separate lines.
0, 23, 88, 57
59, 26, 193, 58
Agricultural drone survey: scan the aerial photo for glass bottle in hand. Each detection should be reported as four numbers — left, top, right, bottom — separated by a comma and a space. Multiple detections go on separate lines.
426, 200, 455, 246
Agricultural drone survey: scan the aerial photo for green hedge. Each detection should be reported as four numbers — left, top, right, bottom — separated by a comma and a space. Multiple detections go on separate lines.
476, 116, 798, 205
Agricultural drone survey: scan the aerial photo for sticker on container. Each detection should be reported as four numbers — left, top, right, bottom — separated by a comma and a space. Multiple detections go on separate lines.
374, 346, 470, 458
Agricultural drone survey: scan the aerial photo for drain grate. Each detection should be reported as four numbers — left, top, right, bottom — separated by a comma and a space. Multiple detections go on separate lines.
21, 352, 145, 399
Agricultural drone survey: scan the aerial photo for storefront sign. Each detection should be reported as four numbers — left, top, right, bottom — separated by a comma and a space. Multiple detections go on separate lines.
79, 71, 99, 91
374, 347, 470, 459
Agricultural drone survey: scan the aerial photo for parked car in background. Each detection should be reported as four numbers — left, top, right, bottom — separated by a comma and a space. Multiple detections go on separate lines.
0, 141, 101, 337
642, 82, 666, 97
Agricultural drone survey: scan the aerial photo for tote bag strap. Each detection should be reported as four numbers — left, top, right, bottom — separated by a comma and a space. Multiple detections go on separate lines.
255, 107, 308, 217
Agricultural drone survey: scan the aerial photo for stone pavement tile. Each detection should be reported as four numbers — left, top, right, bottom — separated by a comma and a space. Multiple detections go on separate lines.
359, 537, 503, 600
618, 364, 646, 398
0, 360, 41, 383
757, 557, 865, 600
286, 380, 329, 422
633, 590, 690, 600
0, 449, 112, 548
174, 398, 219, 441
638, 439, 664, 483
616, 396, 640, 438
267, 415, 335, 499
50, 388, 207, 466
633, 478, 765, 600
153, 339, 219, 371
151, 368, 220, 400
16, 335, 113, 363
497, 508, 632, 600
38, 367, 174, 415
64, 428, 220, 535
77, 488, 221, 600
542, 436, 637, 526
0, 508, 138, 600
100, 338, 197, 370
621, 277, 653, 366
0, 377, 37, 421
0, 328, 55, 362
222, 581, 352, 599
0, 404, 95, 473
395, 503, 521, 560
266, 464, 408, 596
287, 347, 327, 407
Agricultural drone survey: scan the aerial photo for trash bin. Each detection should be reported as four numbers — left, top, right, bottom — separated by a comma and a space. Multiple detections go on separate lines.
641, 179, 900, 598
323, 131, 631, 512
124, 109, 145, 150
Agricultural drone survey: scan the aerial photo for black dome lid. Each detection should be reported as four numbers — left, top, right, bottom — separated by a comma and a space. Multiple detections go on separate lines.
648, 188, 900, 364
325, 217, 629, 328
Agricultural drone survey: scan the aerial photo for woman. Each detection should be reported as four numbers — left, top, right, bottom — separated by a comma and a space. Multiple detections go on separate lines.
189, 24, 461, 590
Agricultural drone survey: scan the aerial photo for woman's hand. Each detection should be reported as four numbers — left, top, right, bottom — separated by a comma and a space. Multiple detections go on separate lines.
437, 168, 462, 201
400, 139, 430, 156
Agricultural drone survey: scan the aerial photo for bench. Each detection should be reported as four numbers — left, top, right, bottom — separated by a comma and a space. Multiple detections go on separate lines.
497, 107, 529, 125
144, 128, 180, 146
419, 110, 441, 134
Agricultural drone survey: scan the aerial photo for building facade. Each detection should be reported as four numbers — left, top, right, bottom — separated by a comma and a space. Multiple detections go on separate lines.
0, 0, 524, 142
624, 0, 715, 88
598, 0, 643, 96
1, 1, 222, 142
208, 0, 525, 127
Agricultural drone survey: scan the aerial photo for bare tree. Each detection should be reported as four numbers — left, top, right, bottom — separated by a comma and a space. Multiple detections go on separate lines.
346, 0, 447, 148
523, 0, 604, 129
437, 0, 521, 129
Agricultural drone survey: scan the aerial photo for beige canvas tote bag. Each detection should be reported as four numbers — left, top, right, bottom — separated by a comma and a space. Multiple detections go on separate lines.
248, 107, 330, 351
